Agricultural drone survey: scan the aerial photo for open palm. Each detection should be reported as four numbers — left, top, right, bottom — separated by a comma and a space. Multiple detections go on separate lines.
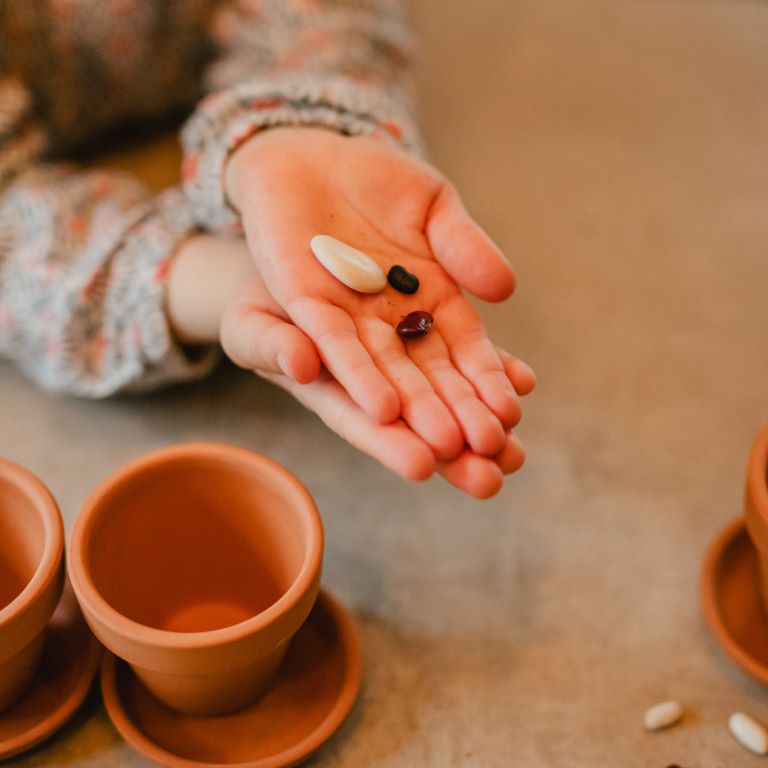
228, 128, 523, 461
219, 260, 534, 499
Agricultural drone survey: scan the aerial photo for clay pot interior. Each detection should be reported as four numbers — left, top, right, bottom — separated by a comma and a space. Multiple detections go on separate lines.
0, 477, 48, 612
84, 458, 312, 633
702, 519, 768, 685
70, 445, 324, 716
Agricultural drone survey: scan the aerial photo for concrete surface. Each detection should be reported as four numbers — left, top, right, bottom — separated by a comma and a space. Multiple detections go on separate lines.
3, 0, 768, 765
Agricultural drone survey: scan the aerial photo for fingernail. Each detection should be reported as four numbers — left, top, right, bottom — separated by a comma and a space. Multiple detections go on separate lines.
509, 434, 526, 471
277, 353, 294, 380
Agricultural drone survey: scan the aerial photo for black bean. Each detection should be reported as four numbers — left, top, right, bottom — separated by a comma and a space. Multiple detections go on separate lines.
396, 311, 433, 339
387, 265, 420, 295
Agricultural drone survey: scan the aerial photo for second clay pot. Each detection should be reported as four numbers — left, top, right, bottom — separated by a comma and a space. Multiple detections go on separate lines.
744, 425, 768, 611
68, 443, 324, 716
0, 459, 64, 712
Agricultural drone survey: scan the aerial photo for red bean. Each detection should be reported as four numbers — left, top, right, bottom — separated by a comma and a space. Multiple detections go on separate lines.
396, 311, 433, 339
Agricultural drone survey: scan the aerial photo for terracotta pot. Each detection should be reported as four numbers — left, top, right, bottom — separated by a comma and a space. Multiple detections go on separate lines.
744, 425, 768, 610
0, 459, 65, 712
68, 443, 324, 716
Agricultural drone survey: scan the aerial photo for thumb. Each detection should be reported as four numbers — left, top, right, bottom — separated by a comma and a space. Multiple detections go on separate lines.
220, 301, 322, 384
425, 182, 516, 302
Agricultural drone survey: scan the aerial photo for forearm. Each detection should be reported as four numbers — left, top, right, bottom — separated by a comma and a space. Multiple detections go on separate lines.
0, 165, 217, 396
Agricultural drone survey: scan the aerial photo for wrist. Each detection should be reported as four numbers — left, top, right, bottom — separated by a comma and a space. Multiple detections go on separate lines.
223, 126, 346, 213
165, 235, 254, 345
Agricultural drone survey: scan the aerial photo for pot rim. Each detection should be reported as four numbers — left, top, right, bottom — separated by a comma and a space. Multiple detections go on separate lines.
0, 459, 64, 628
67, 443, 323, 652
748, 425, 768, 528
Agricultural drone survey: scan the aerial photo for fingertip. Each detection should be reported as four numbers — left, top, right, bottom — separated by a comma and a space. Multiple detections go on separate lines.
466, 416, 507, 457
287, 359, 322, 385
279, 330, 323, 383
463, 461, 504, 499
475, 373, 521, 431
426, 184, 517, 302
465, 227, 516, 301
515, 369, 536, 397
420, 411, 464, 462
438, 451, 504, 498
497, 393, 522, 431
406, 458, 436, 483
477, 258, 516, 302
496, 349, 536, 396
508, 360, 536, 397
437, 435, 465, 463
222, 305, 319, 379
453, 241, 516, 303
470, 470, 504, 499
496, 433, 526, 474
371, 388, 402, 425
393, 441, 436, 482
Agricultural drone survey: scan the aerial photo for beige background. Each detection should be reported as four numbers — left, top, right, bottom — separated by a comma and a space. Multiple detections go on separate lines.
3, 0, 768, 765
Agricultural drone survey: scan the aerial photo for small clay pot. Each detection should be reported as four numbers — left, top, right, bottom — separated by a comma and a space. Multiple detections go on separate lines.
68, 443, 323, 716
0, 459, 65, 712
744, 425, 768, 609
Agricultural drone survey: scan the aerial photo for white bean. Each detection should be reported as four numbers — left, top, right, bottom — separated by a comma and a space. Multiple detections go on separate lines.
643, 701, 684, 731
729, 712, 768, 756
310, 235, 387, 293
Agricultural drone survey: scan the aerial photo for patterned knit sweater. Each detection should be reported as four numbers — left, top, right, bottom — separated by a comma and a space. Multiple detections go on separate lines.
0, 0, 420, 396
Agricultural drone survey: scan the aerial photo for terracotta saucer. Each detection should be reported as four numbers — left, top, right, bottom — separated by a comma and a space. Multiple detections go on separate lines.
700, 516, 768, 686
101, 588, 363, 768
0, 579, 102, 760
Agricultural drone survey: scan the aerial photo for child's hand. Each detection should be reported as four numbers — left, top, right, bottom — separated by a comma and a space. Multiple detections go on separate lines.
219, 265, 535, 499
226, 127, 522, 461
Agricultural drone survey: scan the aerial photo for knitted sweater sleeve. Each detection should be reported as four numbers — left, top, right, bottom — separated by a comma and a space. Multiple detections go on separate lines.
181, 0, 423, 234
0, 1, 422, 396
0, 77, 217, 397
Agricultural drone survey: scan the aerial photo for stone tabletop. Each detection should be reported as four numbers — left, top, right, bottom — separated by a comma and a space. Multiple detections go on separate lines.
3, 1, 768, 765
